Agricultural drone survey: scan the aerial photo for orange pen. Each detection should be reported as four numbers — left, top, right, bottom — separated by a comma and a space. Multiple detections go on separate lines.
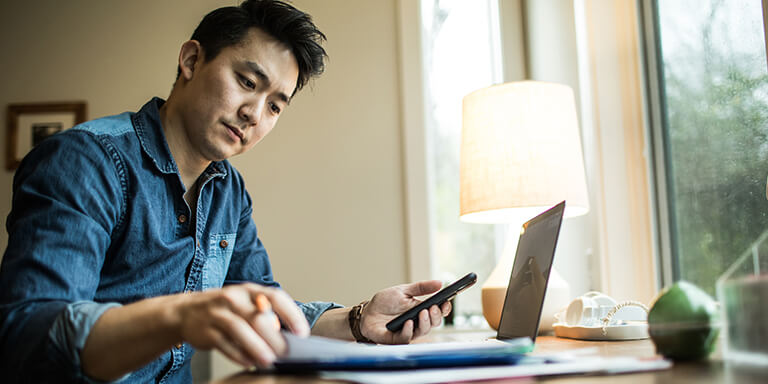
256, 293, 281, 330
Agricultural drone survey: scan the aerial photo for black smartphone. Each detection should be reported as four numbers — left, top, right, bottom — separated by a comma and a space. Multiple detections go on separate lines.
385, 272, 477, 332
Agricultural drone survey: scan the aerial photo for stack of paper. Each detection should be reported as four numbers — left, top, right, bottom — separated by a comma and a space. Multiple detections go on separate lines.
274, 332, 671, 383
319, 356, 671, 384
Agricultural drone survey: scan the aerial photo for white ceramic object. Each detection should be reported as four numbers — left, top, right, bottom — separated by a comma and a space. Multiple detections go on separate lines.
553, 322, 649, 340
553, 291, 649, 341
564, 291, 617, 326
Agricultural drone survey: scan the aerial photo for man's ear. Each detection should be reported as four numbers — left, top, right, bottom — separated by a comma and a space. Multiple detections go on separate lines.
178, 40, 203, 81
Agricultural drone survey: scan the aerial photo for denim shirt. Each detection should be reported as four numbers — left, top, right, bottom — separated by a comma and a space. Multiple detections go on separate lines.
0, 98, 341, 383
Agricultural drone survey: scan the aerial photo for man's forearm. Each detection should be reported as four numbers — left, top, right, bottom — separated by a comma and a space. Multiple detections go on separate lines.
310, 307, 354, 340
81, 294, 184, 381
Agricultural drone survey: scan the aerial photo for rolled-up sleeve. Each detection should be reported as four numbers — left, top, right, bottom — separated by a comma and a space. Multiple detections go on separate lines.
49, 302, 128, 383
297, 301, 344, 327
0, 130, 125, 382
49, 302, 121, 370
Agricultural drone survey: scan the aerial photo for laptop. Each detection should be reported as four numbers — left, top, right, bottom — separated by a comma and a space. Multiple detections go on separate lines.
496, 200, 565, 342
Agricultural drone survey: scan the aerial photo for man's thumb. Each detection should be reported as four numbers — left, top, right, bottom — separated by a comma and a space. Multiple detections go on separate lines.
402, 280, 442, 297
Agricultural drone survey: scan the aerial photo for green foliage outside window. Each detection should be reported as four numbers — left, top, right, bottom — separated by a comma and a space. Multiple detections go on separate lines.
656, 0, 768, 295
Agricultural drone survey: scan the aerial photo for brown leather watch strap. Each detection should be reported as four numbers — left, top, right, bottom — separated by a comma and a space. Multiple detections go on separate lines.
348, 300, 375, 343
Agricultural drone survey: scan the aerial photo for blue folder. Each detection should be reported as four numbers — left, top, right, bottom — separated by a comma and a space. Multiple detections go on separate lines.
274, 334, 537, 372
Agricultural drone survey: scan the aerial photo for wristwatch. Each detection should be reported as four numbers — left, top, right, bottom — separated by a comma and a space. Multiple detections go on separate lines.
348, 300, 375, 343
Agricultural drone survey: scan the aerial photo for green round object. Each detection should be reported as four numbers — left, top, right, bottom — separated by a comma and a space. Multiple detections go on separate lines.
647, 281, 720, 360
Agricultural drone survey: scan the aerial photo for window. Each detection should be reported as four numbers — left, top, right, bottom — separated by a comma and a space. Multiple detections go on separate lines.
646, 0, 768, 294
420, 0, 503, 321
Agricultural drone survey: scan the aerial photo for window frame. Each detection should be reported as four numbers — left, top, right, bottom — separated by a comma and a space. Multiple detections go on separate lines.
640, 0, 768, 288
396, 0, 433, 283
574, 0, 657, 303
638, 0, 676, 287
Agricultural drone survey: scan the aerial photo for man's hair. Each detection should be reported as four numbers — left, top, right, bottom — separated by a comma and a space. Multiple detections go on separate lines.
181, 0, 327, 94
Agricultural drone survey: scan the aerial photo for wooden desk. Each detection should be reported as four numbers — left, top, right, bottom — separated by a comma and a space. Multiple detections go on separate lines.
211, 330, 767, 384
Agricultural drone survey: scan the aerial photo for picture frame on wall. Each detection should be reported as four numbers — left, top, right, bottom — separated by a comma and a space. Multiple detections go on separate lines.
5, 102, 87, 170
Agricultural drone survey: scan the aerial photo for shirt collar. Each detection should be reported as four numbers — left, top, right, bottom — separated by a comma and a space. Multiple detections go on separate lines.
132, 97, 227, 178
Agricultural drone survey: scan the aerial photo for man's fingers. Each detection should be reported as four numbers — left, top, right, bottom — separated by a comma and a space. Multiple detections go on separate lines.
401, 280, 442, 297
214, 310, 277, 368
209, 328, 256, 368
413, 308, 431, 338
244, 285, 310, 337
215, 286, 259, 318
440, 301, 452, 317
394, 319, 414, 344
429, 305, 443, 327
266, 293, 310, 337
250, 312, 287, 356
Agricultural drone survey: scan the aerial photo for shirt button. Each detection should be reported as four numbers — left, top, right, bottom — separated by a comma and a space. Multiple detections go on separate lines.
177, 214, 187, 224
219, 240, 228, 248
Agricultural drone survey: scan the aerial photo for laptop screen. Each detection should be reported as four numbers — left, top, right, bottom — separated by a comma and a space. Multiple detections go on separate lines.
496, 201, 565, 341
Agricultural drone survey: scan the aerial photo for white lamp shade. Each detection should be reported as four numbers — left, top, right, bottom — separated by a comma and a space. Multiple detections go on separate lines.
460, 81, 589, 223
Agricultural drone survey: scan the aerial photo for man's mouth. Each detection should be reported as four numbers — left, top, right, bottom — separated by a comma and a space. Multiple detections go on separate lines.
223, 122, 244, 142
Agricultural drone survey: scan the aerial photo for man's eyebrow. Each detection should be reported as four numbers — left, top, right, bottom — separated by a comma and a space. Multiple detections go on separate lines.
245, 61, 291, 104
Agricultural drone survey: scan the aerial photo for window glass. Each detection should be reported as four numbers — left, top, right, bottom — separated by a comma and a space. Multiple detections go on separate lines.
655, 0, 768, 294
421, 0, 502, 321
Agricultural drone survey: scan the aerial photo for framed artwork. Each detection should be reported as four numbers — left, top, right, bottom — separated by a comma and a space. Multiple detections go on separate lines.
5, 102, 87, 170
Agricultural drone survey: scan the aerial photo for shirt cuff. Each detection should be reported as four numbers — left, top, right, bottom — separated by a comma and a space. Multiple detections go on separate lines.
48, 301, 129, 383
298, 301, 343, 328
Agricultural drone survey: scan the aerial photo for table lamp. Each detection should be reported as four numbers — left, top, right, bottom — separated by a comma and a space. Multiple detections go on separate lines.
460, 81, 589, 331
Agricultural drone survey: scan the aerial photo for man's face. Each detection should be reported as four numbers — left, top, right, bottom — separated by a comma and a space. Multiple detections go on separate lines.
177, 27, 299, 162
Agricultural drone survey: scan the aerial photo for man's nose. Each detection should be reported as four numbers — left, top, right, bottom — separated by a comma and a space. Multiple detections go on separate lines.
238, 98, 265, 126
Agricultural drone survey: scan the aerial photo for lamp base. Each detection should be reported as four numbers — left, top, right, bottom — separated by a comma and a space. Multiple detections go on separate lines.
481, 285, 507, 330
481, 267, 571, 333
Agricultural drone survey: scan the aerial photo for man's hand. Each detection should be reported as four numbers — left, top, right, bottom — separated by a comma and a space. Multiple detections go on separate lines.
82, 283, 309, 381
175, 283, 309, 368
360, 280, 451, 344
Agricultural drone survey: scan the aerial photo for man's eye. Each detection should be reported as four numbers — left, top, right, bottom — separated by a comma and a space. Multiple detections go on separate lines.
269, 102, 281, 115
238, 74, 255, 90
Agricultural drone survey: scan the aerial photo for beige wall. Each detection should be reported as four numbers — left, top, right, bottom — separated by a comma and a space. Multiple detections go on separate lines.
0, 0, 409, 305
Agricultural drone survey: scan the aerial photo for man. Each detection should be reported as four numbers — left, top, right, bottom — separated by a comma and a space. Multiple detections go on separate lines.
0, 1, 450, 382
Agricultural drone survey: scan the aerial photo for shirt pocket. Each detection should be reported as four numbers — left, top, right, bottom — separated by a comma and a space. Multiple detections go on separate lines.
201, 233, 237, 290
